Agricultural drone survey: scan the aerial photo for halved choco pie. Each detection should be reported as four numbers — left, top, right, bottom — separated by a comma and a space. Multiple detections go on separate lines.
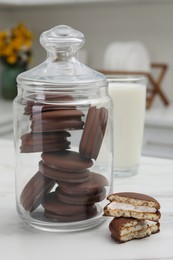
109, 217, 160, 243
104, 192, 161, 221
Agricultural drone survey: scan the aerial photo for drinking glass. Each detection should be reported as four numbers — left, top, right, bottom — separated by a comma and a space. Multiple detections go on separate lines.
108, 75, 147, 177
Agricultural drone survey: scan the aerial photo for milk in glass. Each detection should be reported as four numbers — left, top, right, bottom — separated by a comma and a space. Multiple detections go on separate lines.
108, 78, 146, 177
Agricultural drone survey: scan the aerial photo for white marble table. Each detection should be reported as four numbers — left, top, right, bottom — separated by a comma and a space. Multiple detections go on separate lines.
0, 139, 173, 260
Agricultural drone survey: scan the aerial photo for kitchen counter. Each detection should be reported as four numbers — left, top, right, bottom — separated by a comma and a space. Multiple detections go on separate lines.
0, 139, 173, 260
143, 104, 173, 159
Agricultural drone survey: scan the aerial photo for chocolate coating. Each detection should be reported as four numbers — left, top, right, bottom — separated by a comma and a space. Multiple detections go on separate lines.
42, 192, 97, 217
39, 161, 90, 183
44, 205, 97, 222
41, 150, 93, 172
56, 186, 106, 204
31, 109, 84, 120
31, 118, 84, 132
59, 172, 108, 195
79, 106, 108, 160
20, 131, 71, 153
30, 107, 84, 133
24, 94, 75, 115
20, 171, 55, 212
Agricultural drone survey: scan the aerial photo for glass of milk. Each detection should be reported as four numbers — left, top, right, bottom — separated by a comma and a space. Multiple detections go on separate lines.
108, 76, 147, 177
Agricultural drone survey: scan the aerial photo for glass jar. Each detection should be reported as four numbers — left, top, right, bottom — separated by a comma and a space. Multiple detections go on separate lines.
13, 25, 113, 232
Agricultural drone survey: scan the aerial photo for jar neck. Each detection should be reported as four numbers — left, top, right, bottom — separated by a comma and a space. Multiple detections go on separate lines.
17, 83, 108, 103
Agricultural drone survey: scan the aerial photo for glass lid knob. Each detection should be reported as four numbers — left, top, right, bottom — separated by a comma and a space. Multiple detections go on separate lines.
40, 25, 85, 60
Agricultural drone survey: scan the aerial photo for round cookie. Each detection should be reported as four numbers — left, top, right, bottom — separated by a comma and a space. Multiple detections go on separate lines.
31, 109, 84, 120
20, 131, 71, 153
31, 118, 84, 132
42, 192, 98, 222
79, 106, 108, 160
41, 150, 93, 172
20, 171, 55, 212
44, 206, 97, 222
92, 107, 108, 159
59, 172, 108, 196
80, 107, 99, 157
24, 94, 75, 115
30, 107, 84, 133
56, 186, 106, 204
39, 161, 90, 183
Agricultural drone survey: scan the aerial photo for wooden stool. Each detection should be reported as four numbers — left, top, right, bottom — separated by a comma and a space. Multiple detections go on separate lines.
98, 63, 169, 109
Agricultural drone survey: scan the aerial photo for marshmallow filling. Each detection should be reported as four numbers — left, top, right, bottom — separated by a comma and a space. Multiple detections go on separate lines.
108, 201, 157, 213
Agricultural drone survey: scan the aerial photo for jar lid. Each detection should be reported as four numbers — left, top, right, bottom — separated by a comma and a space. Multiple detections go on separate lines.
17, 25, 107, 88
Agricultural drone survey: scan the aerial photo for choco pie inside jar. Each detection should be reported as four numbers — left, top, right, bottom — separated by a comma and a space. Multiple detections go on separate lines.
13, 25, 113, 232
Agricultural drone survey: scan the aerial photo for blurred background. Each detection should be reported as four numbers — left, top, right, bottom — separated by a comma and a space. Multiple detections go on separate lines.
0, 0, 173, 158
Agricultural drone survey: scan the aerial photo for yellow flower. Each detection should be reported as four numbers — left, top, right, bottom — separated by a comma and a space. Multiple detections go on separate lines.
7, 55, 17, 64
0, 23, 33, 65
0, 31, 7, 40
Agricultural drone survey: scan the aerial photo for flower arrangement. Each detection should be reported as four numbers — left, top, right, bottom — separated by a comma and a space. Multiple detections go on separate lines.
0, 23, 33, 67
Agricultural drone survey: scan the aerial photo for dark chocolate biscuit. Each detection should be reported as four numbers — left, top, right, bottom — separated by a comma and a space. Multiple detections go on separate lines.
39, 161, 90, 183
24, 94, 85, 132
20, 131, 71, 153
30, 108, 84, 133
79, 106, 108, 160
109, 217, 160, 243
31, 118, 84, 132
20, 171, 55, 212
24, 94, 75, 115
104, 192, 161, 221
42, 192, 98, 222
59, 172, 108, 196
31, 109, 84, 120
41, 150, 93, 172
56, 186, 106, 204
44, 205, 97, 222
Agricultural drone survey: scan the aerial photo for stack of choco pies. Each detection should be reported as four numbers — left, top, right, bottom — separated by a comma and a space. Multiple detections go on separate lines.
20, 94, 109, 222
104, 192, 161, 243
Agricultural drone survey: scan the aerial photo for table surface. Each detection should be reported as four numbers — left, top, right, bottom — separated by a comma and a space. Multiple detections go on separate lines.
0, 139, 173, 260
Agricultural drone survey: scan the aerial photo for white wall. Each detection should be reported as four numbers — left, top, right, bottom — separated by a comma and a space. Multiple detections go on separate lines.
2, 1, 173, 106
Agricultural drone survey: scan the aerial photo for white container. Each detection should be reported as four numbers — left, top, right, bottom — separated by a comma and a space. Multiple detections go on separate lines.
108, 76, 146, 177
